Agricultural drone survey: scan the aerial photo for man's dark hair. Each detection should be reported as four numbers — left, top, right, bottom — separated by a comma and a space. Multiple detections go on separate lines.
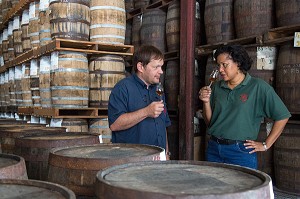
133, 45, 164, 72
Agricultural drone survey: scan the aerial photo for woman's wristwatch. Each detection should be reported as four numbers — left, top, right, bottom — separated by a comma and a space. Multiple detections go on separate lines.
262, 142, 268, 151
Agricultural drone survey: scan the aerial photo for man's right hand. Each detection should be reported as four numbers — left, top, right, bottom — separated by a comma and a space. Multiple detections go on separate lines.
147, 100, 164, 118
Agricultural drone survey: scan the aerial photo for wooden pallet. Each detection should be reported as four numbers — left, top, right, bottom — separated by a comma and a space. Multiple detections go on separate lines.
195, 36, 262, 56
32, 107, 108, 119
263, 24, 300, 45
43, 38, 134, 57
18, 107, 35, 115
196, 24, 300, 56
1, 38, 134, 72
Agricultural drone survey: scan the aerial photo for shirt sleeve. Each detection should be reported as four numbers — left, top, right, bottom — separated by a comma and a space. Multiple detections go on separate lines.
108, 82, 129, 126
263, 87, 291, 121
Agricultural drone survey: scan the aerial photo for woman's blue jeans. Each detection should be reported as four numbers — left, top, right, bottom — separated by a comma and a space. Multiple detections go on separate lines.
206, 139, 257, 169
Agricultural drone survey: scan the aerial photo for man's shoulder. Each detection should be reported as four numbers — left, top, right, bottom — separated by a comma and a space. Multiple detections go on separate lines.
113, 75, 137, 91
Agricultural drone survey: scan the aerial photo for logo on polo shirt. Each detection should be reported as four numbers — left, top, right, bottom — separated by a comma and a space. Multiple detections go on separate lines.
240, 93, 248, 102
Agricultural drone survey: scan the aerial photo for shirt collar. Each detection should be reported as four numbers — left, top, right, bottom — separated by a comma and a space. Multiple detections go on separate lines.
132, 73, 156, 89
220, 73, 252, 89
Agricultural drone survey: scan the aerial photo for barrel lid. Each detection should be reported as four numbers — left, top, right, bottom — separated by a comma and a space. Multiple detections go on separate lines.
51, 143, 163, 158
96, 161, 272, 199
0, 179, 76, 199
0, 154, 21, 168
48, 144, 163, 169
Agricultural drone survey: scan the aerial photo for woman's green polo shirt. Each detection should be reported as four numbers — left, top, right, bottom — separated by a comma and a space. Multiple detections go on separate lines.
208, 73, 291, 141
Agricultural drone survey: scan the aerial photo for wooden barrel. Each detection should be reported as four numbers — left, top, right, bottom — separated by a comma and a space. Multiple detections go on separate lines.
21, 9, 32, 52
204, 0, 235, 44
95, 161, 273, 199
89, 55, 126, 108
245, 46, 277, 86
49, 0, 90, 41
61, 118, 89, 132
140, 9, 166, 53
0, 2, 2, 25
4, 71, 10, 107
0, 32, 2, 56
50, 51, 89, 108
274, 121, 300, 194
2, 0, 12, 24
0, 118, 27, 124
14, 65, 23, 107
48, 143, 163, 197
0, 153, 28, 180
0, 74, 3, 109
8, 21, 15, 61
39, 0, 51, 46
13, 15, 23, 56
164, 60, 179, 111
0, 179, 76, 198
276, 43, 300, 114
166, 0, 180, 52
89, 118, 112, 143
21, 63, 33, 107
90, 0, 126, 44
30, 59, 41, 108
8, 67, 16, 107
195, 0, 206, 46
125, 20, 132, 45
234, 0, 275, 38
39, 56, 52, 108
2, 28, 9, 63
131, 14, 142, 52
275, 0, 300, 27
0, 74, 4, 109
29, 1, 40, 48
15, 132, 99, 181
133, 0, 149, 9
125, 0, 134, 12
0, 125, 66, 154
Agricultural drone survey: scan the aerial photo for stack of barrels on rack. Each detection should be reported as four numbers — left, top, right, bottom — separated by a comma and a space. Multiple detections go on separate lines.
0, 118, 169, 199
0, 0, 192, 160
203, 0, 300, 195
0, 0, 128, 111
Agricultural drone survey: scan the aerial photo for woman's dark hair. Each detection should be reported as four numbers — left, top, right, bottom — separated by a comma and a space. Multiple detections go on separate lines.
213, 45, 252, 73
133, 45, 164, 72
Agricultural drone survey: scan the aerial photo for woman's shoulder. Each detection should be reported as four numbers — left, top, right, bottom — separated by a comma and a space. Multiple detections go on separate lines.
249, 76, 272, 87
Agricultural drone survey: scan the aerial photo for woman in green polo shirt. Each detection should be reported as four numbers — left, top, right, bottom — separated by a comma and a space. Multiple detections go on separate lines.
199, 44, 291, 169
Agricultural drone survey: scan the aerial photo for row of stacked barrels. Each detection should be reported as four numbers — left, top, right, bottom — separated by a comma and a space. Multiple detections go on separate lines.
0, 118, 167, 198
0, 0, 190, 115
204, 0, 300, 114
0, 0, 204, 66
0, 119, 281, 199
203, 0, 300, 194
0, 52, 126, 109
126, 0, 204, 53
0, 0, 128, 66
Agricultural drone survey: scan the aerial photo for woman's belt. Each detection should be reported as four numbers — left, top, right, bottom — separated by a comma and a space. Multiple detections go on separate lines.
210, 135, 243, 145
